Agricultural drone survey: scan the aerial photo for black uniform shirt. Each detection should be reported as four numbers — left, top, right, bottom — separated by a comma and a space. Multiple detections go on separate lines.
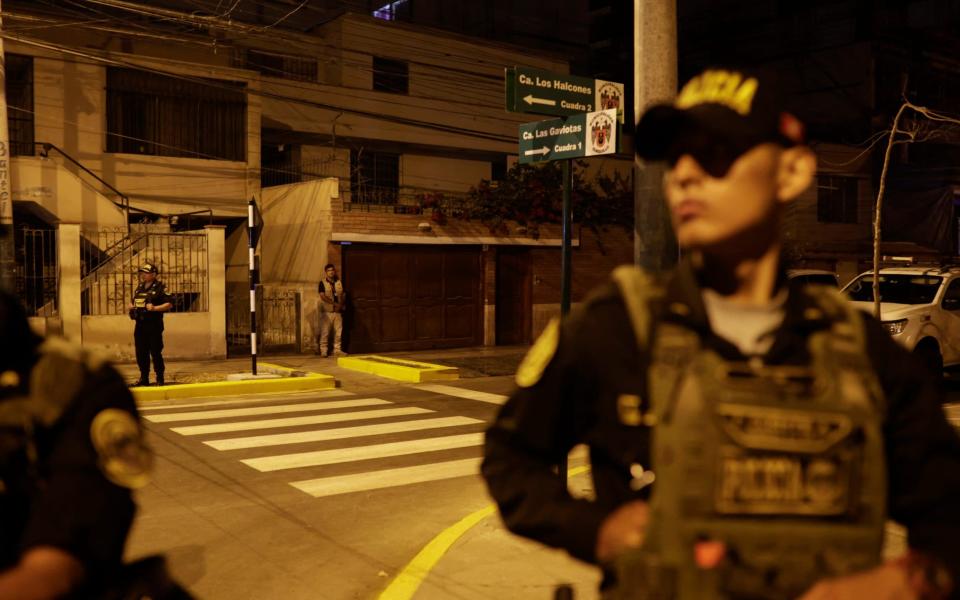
133, 281, 171, 327
482, 261, 960, 584
0, 360, 139, 588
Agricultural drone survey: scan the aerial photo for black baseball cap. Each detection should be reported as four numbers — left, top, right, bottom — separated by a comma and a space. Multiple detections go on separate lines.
635, 68, 806, 175
138, 263, 157, 274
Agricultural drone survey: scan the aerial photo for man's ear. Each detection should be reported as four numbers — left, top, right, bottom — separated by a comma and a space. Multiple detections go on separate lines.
776, 146, 817, 204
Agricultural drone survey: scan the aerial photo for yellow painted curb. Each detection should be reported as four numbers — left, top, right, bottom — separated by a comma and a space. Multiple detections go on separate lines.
337, 355, 458, 383
378, 465, 591, 600
131, 362, 336, 403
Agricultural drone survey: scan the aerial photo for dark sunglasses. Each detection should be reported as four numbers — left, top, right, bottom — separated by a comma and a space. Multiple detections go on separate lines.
665, 129, 759, 178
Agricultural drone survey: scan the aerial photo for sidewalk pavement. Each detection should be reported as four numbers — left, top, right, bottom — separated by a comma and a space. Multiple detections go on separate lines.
114, 345, 530, 395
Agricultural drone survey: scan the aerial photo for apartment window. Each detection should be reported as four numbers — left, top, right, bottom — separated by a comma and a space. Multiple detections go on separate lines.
106, 68, 246, 161
372, 0, 410, 21
7, 54, 34, 157
373, 57, 409, 94
350, 150, 399, 204
817, 175, 859, 224
246, 49, 317, 83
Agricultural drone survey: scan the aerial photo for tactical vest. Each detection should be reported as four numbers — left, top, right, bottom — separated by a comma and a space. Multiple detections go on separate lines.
606, 266, 887, 600
132, 281, 166, 323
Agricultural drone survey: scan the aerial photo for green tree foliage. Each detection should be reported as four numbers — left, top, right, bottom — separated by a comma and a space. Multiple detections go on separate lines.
463, 161, 633, 238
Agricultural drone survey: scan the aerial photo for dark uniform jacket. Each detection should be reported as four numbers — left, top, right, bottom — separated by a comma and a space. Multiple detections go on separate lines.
132, 281, 171, 328
482, 261, 960, 586
0, 340, 145, 594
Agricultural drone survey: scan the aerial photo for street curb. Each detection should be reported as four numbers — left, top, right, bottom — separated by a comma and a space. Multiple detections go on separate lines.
337, 355, 459, 383
131, 362, 336, 403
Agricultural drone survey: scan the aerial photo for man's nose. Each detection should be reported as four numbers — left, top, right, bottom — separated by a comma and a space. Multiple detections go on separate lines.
667, 155, 706, 189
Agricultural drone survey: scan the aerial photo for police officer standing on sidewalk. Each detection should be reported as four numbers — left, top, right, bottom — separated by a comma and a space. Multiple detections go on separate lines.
482, 68, 960, 599
129, 263, 172, 387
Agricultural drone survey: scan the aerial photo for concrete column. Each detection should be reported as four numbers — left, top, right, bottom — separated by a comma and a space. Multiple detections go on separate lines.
57, 223, 82, 341
634, 0, 679, 272
205, 225, 227, 358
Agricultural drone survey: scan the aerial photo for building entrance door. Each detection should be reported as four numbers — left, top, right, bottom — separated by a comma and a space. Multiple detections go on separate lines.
496, 247, 531, 345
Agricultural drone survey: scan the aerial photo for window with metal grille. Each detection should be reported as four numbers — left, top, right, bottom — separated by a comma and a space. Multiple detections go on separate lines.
7, 54, 34, 157
816, 175, 859, 224
350, 150, 399, 204
246, 49, 318, 83
372, 57, 409, 94
106, 68, 246, 161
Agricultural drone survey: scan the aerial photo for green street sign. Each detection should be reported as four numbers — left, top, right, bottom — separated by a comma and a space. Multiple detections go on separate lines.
506, 66, 625, 123
518, 109, 619, 164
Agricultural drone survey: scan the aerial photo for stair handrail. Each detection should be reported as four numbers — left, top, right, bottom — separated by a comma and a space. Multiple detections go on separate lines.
35, 142, 133, 232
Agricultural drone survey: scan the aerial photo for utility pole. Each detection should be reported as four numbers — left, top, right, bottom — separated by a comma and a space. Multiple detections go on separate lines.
0, 0, 15, 293
633, 0, 678, 273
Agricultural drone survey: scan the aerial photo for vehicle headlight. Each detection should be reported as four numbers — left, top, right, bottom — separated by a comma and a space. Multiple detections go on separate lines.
881, 319, 908, 335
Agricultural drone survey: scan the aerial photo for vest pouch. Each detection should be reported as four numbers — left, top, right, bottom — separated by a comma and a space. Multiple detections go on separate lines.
605, 549, 677, 600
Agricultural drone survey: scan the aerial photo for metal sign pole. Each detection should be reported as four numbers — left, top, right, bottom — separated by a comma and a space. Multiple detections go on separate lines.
559, 159, 572, 485
248, 198, 257, 375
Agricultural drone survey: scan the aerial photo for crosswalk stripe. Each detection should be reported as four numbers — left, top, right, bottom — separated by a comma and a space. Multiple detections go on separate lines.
241, 433, 484, 472
205, 416, 482, 451
416, 384, 508, 405
144, 398, 391, 423
171, 407, 433, 436
290, 457, 482, 498
138, 389, 354, 412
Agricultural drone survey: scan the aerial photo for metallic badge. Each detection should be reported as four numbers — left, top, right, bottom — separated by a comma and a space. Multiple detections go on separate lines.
515, 318, 560, 388
90, 409, 153, 489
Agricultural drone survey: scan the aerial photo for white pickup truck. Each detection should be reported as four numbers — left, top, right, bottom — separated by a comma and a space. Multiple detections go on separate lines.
843, 266, 960, 377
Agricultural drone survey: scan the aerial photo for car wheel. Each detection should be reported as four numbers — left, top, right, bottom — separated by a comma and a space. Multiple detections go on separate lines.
914, 342, 944, 381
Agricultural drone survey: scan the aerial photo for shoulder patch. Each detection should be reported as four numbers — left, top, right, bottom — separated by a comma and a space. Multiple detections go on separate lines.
90, 409, 153, 489
515, 318, 560, 388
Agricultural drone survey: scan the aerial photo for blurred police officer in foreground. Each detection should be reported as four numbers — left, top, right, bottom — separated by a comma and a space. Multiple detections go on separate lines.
0, 290, 162, 598
129, 263, 172, 387
482, 68, 960, 599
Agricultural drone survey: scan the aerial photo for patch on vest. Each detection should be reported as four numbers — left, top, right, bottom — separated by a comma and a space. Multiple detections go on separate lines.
717, 404, 853, 453
515, 318, 560, 388
717, 450, 851, 516
90, 409, 153, 489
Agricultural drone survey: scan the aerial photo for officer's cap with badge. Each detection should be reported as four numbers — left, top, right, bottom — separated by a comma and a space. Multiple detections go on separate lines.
635, 68, 807, 177
138, 263, 158, 274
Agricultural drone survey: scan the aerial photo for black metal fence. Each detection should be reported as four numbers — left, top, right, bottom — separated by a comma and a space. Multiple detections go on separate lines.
14, 228, 58, 316
227, 287, 301, 355
81, 228, 209, 316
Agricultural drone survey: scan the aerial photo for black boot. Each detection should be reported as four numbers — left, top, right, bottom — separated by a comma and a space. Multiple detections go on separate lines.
132, 374, 149, 387
155, 374, 165, 387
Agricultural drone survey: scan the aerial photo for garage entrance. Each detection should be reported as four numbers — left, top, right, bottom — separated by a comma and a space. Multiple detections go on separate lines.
342, 244, 483, 353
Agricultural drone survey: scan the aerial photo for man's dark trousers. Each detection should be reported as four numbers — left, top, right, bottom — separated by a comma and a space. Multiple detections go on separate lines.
134, 321, 164, 383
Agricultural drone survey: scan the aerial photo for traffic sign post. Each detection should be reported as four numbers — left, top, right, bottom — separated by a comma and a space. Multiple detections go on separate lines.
518, 109, 619, 165
505, 66, 625, 123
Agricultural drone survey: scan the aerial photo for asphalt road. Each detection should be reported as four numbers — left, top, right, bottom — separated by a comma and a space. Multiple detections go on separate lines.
125, 375, 601, 600
126, 374, 960, 600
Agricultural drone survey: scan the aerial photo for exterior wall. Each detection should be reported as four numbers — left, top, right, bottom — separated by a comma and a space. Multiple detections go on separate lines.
11, 41, 261, 220
401, 155, 491, 191
783, 143, 875, 268
261, 178, 339, 285
81, 312, 224, 361
530, 227, 635, 338
13, 158, 126, 229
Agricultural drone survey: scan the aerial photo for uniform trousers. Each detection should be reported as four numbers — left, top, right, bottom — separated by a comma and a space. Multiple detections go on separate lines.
134, 321, 164, 380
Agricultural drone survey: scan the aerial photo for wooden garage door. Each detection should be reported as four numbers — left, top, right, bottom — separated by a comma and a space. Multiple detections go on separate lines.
343, 244, 482, 353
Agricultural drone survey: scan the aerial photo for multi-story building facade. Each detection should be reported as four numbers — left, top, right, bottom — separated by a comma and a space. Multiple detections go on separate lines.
5, 3, 634, 357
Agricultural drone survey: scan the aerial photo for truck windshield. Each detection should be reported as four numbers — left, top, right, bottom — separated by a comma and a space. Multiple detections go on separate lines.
843, 274, 942, 304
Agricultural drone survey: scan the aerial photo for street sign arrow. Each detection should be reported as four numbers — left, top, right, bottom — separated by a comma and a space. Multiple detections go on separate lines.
524, 94, 556, 107
518, 109, 619, 165
506, 66, 624, 123
523, 146, 550, 157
